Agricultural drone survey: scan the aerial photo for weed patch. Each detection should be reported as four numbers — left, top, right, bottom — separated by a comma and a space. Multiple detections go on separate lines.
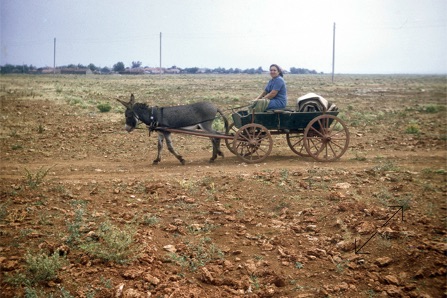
97, 102, 112, 113
405, 122, 420, 134
80, 221, 139, 264
166, 237, 224, 272
5, 251, 67, 287
24, 166, 53, 189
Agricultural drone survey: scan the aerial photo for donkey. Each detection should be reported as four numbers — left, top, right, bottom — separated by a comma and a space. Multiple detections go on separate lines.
117, 94, 228, 165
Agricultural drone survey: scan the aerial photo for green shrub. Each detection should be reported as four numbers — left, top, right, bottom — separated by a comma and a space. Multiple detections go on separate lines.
97, 103, 112, 113
80, 221, 138, 264
166, 237, 224, 272
5, 251, 67, 287
25, 252, 67, 283
0, 200, 10, 220
141, 214, 160, 226
66, 205, 85, 245
372, 159, 399, 172
12, 144, 23, 150
24, 166, 52, 188
405, 123, 420, 134
422, 105, 445, 113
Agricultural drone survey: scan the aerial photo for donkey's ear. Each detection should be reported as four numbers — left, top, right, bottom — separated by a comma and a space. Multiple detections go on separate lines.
130, 94, 135, 105
116, 98, 130, 108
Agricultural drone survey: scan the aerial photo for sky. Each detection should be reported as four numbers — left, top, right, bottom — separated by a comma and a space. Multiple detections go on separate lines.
1, 0, 446, 74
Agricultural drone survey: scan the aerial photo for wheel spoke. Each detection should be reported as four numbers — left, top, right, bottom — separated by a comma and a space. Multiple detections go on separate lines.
234, 124, 272, 163
225, 123, 239, 155
315, 144, 326, 157
328, 138, 346, 150
308, 137, 324, 153
251, 151, 261, 160
326, 122, 343, 137
291, 136, 304, 148
318, 118, 329, 134
321, 144, 328, 158
309, 125, 324, 137
255, 145, 269, 154
327, 142, 337, 158
292, 139, 302, 148
240, 130, 252, 142
304, 115, 350, 161
286, 132, 310, 157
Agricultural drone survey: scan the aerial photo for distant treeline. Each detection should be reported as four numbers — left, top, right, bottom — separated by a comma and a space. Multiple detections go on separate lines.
0, 63, 323, 75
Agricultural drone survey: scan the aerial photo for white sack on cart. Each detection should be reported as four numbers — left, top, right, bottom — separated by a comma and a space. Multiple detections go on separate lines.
297, 93, 338, 112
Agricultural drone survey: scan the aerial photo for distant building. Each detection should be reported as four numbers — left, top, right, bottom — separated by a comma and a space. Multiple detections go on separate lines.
120, 67, 144, 75
141, 67, 182, 74
143, 67, 163, 74
37, 67, 60, 74
165, 67, 181, 74
60, 68, 93, 75
197, 68, 209, 74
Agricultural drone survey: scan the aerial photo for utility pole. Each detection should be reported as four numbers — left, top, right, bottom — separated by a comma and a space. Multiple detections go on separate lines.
53, 38, 56, 74
159, 32, 162, 75
332, 23, 335, 83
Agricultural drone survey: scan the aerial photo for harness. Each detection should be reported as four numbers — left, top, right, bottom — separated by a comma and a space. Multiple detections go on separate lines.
129, 105, 160, 136
145, 106, 161, 136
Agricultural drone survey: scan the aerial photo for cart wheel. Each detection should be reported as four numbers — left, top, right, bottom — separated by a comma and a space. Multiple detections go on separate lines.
286, 131, 310, 157
303, 115, 350, 161
233, 123, 273, 163
224, 123, 238, 155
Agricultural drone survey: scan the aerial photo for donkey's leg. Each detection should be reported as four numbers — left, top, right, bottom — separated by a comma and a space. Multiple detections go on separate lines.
153, 132, 164, 165
215, 138, 224, 157
200, 121, 225, 163
209, 137, 224, 163
164, 132, 186, 165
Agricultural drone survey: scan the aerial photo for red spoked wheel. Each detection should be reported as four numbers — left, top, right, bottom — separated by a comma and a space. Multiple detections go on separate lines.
233, 123, 273, 163
303, 115, 350, 161
286, 131, 310, 157
224, 122, 238, 155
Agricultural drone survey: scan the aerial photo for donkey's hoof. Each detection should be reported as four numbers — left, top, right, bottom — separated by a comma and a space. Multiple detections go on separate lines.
152, 160, 160, 165
180, 159, 186, 165
209, 158, 215, 163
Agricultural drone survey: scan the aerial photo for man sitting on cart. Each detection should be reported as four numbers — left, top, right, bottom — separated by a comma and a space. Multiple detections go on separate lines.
249, 64, 287, 113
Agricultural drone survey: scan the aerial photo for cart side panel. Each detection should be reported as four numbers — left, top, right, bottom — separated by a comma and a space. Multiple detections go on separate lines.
232, 111, 339, 130
279, 111, 339, 130
232, 112, 281, 129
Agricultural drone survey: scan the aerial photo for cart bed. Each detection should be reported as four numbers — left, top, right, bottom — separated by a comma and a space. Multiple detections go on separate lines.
232, 110, 339, 131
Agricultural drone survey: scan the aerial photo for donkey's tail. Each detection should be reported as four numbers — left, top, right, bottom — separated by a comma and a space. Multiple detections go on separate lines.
217, 108, 229, 134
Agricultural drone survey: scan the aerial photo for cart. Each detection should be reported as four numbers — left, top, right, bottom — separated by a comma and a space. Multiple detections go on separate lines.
224, 109, 350, 163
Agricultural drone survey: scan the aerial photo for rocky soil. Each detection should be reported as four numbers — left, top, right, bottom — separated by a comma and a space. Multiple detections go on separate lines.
0, 74, 446, 297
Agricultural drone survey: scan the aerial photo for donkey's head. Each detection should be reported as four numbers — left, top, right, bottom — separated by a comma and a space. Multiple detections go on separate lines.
117, 94, 138, 132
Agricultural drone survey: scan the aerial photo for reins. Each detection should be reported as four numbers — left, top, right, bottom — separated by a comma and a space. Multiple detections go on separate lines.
224, 104, 251, 114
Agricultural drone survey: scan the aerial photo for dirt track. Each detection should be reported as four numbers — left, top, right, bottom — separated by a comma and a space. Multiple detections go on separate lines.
0, 74, 446, 297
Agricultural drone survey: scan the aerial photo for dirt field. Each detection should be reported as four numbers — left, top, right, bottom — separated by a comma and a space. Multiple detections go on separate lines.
0, 74, 446, 297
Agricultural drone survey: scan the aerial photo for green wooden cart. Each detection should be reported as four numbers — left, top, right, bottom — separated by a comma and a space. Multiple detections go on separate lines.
225, 109, 350, 163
